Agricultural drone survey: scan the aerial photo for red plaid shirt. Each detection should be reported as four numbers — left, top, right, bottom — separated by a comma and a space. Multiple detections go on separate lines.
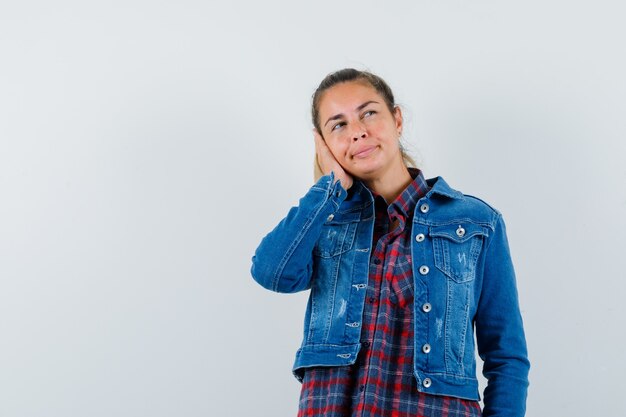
298, 168, 482, 417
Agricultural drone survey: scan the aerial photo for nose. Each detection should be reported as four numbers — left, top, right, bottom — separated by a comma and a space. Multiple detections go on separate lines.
351, 122, 367, 141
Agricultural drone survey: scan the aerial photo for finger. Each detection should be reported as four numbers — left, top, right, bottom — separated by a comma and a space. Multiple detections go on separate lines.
313, 130, 328, 159
313, 129, 327, 146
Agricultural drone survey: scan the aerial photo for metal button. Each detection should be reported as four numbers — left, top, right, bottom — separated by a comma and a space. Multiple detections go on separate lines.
422, 302, 432, 313
415, 233, 425, 242
423, 378, 432, 388
327, 214, 334, 222
456, 225, 465, 237
420, 203, 429, 213
419, 265, 429, 275
422, 344, 431, 354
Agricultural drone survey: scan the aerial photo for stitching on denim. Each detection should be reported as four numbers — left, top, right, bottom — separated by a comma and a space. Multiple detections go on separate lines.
322, 252, 342, 342
270, 185, 332, 292
457, 284, 470, 374
444, 277, 453, 374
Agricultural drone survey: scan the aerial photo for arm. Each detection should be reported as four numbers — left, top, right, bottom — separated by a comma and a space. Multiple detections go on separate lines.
475, 214, 530, 417
250, 172, 347, 293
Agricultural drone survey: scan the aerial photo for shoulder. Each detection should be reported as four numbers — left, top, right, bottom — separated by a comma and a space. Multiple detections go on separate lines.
425, 176, 502, 230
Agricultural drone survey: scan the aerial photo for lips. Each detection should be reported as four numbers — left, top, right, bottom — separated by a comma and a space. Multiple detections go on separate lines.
352, 146, 377, 159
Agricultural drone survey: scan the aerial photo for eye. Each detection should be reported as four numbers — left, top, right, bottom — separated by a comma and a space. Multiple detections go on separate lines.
332, 121, 346, 131
362, 110, 377, 118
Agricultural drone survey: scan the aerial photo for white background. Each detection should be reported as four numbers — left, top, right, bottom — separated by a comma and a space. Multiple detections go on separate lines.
1, 1, 625, 416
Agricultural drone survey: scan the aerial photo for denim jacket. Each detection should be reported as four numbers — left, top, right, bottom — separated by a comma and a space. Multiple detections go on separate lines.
251, 172, 529, 417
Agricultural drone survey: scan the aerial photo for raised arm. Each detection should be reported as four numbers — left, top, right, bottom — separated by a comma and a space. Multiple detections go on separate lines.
251, 172, 347, 293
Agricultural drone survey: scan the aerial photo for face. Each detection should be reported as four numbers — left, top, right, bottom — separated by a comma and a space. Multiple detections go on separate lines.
317, 81, 403, 181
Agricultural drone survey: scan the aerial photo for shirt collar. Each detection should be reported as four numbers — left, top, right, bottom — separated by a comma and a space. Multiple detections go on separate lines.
346, 169, 463, 211
368, 167, 430, 220
392, 167, 430, 218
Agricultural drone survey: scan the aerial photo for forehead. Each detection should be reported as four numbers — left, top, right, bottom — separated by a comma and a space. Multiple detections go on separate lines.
318, 81, 383, 117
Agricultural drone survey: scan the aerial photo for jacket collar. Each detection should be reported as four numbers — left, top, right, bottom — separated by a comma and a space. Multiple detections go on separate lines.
347, 173, 463, 206
425, 176, 464, 200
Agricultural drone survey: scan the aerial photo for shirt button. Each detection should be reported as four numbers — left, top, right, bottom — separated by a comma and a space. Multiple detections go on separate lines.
419, 265, 429, 275
359, 385, 365, 392
415, 233, 425, 242
420, 203, 429, 213
456, 225, 465, 237
369, 297, 375, 303
326, 214, 334, 222
422, 302, 432, 313
423, 378, 432, 388
362, 341, 370, 347
373, 258, 381, 265
422, 344, 431, 354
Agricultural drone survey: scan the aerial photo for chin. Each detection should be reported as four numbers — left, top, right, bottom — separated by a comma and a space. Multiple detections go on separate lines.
349, 167, 381, 182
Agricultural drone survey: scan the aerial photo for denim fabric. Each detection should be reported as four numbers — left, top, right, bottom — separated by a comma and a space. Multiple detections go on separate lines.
251, 172, 530, 417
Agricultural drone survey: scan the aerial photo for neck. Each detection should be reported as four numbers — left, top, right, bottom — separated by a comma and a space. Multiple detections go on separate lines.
363, 161, 412, 203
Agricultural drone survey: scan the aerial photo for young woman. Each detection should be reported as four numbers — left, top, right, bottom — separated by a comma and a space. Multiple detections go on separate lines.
251, 69, 530, 417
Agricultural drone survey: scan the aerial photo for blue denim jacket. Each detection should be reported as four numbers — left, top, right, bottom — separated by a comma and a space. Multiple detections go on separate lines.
251, 173, 529, 417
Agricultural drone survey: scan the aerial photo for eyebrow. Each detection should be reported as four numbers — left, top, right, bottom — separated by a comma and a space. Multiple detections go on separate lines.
323, 100, 379, 128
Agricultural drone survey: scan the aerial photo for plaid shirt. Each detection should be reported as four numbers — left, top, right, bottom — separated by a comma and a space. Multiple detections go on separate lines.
298, 168, 482, 417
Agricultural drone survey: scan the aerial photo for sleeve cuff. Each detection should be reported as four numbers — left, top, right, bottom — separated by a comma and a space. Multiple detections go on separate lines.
314, 171, 348, 207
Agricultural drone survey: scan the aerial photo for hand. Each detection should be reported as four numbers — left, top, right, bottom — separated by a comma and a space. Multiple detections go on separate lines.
314, 130, 353, 190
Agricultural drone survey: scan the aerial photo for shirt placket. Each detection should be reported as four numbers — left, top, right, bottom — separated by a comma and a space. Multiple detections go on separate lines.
356, 204, 405, 416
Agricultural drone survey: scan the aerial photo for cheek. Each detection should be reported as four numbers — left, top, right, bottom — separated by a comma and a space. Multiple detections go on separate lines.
368, 123, 388, 137
373, 126, 398, 145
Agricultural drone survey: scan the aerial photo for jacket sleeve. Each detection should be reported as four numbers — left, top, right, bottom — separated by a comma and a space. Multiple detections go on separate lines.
250, 172, 348, 293
475, 214, 530, 417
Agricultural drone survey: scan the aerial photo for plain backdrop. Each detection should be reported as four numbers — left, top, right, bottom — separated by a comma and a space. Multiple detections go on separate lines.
1, 1, 625, 416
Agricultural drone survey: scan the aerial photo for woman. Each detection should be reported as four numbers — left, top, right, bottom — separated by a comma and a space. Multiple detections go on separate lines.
251, 69, 529, 417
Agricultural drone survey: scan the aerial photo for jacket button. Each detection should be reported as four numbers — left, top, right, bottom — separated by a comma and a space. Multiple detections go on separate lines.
456, 225, 465, 237
415, 233, 425, 242
419, 265, 429, 275
422, 303, 432, 313
422, 344, 431, 354
326, 214, 334, 222
420, 203, 429, 213
423, 378, 432, 388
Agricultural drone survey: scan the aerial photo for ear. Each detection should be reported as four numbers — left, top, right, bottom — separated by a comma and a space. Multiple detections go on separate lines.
393, 106, 403, 135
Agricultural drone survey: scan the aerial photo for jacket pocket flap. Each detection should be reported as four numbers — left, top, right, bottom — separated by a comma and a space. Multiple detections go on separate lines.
429, 222, 489, 243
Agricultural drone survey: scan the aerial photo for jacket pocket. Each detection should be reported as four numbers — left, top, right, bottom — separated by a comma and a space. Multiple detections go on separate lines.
430, 222, 489, 283
430, 222, 489, 375
313, 210, 360, 258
